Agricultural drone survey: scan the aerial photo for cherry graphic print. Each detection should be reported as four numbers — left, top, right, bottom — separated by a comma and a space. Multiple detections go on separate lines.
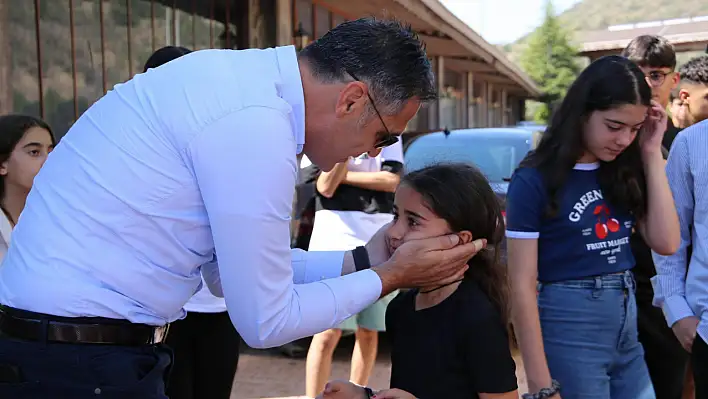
592, 204, 618, 239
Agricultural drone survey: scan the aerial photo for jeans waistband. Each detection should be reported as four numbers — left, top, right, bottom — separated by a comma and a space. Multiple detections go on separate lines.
537, 270, 634, 291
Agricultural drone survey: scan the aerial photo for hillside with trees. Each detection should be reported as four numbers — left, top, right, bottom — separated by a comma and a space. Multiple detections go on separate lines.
507, 0, 708, 63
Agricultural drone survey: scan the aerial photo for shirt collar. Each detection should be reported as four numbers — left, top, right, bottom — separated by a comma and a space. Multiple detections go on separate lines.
275, 45, 306, 154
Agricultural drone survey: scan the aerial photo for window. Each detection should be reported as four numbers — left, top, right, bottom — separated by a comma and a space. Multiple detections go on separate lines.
405, 133, 532, 182
315, 5, 330, 38
296, 0, 313, 38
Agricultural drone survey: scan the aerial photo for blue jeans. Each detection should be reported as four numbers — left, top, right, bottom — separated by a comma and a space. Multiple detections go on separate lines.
538, 271, 655, 399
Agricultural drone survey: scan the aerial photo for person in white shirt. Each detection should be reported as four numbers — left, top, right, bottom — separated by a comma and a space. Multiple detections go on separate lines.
141, 46, 242, 399
0, 18, 484, 397
304, 141, 404, 397
0, 115, 55, 260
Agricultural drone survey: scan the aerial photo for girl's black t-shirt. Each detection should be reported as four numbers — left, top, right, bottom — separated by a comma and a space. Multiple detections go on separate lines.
385, 279, 518, 399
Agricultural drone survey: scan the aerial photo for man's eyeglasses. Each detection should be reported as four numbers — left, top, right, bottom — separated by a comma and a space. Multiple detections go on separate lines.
346, 71, 400, 149
644, 70, 673, 87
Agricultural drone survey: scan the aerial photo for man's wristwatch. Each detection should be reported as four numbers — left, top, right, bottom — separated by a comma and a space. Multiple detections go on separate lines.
363, 386, 375, 399
521, 379, 561, 399
353, 246, 371, 272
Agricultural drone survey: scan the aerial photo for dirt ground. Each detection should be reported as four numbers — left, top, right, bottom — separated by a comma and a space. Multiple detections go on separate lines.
231, 335, 527, 399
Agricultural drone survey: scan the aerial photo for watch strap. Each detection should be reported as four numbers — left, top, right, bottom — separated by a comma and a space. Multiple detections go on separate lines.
353, 246, 371, 272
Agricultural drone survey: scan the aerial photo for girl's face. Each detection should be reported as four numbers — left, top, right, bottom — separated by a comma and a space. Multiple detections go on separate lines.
0, 127, 54, 193
388, 184, 471, 251
582, 104, 647, 162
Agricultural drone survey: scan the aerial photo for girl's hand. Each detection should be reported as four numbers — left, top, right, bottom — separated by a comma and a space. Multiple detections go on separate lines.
639, 100, 668, 157
373, 388, 417, 399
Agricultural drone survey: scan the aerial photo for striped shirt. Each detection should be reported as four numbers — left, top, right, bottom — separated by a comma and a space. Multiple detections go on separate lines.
652, 119, 708, 343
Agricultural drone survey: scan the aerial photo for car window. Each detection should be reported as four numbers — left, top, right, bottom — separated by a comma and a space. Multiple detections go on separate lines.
405, 134, 531, 182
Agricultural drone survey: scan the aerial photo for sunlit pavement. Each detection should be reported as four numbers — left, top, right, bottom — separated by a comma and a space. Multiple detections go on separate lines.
230, 336, 527, 399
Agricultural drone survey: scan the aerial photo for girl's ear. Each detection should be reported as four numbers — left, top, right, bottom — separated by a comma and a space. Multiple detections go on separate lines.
457, 230, 473, 244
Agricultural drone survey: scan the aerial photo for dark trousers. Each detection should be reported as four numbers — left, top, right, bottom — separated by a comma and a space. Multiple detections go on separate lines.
0, 335, 172, 398
693, 334, 708, 399
164, 311, 241, 399
637, 294, 689, 399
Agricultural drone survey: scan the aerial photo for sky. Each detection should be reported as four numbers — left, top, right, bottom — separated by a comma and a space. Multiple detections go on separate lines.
441, 0, 582, 44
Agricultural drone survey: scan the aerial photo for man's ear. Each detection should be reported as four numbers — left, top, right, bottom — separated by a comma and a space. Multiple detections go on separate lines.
335, 81, 367, 118
457, 230, 473, 244
0, 161, 8, 177
679, 88, 690, 103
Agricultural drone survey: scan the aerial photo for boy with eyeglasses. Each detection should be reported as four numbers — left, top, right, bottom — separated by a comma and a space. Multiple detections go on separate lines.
622, 35, 687, 399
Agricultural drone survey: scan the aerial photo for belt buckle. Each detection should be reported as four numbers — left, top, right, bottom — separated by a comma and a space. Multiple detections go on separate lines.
153, 324, 170, 344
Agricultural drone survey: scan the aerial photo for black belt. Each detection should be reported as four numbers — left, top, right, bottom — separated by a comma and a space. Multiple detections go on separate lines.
0, 305, 169, 346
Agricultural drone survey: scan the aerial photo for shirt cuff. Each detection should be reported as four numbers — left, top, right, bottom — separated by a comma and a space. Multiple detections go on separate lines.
291, 249, 345, 284
662, 295, 695, 327
319, 269, 383, 319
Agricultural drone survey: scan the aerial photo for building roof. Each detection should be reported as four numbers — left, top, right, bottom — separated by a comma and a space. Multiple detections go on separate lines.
578, 16, 708, 54
309, 0, 541, 98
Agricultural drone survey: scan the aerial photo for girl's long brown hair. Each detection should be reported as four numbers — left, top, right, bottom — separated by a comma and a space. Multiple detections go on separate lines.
402, 163, 509, 323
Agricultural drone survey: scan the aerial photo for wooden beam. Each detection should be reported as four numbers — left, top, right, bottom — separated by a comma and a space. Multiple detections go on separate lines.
391, 0, 494, 63
442, 57, 496, 73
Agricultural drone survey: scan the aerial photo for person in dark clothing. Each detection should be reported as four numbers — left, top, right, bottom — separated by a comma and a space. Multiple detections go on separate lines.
621, 35, 687, 399
317, 163, 518, 399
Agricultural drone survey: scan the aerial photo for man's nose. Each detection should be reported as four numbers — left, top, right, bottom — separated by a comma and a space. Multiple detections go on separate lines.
367, 148, 382, 158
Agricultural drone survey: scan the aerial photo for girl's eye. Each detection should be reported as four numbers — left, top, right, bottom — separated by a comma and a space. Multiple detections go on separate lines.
407, 217, 419, 227
392, 212, 399, 221
607, 125, 622, 132
28, 150, 40, 156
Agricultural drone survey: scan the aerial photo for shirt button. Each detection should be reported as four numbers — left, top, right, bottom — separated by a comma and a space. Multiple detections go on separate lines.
94, 388, 102, 394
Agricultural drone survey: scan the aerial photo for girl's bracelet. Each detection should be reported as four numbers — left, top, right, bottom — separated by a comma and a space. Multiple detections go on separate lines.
522, 379, 561, 399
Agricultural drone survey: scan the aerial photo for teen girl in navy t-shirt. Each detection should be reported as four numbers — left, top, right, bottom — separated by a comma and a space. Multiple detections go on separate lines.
506, 55, 680, 399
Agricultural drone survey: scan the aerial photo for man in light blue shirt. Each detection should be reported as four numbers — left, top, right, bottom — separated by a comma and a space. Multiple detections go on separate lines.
0, 18, 483, 398
653, 119, 708, 399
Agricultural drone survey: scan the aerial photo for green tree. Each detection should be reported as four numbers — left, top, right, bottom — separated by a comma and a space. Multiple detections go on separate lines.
520, 0, 580, 122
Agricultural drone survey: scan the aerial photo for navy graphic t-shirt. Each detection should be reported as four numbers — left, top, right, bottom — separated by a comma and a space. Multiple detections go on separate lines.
505, 163, 635, 282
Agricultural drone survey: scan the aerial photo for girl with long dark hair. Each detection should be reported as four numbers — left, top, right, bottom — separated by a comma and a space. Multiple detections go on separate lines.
318, 163, 518, 399
506, 55, 680, 398
0, 114, 55, 259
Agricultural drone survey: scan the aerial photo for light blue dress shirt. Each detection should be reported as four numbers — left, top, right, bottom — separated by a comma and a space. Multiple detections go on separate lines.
653, 119, 708, 343
0, 46, 383, 348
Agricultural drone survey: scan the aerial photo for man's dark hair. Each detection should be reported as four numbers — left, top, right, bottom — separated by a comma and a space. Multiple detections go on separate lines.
679, 55, 708, 85
621, 35, 676, 70
298, 18, 436, 115
143, 46, 192, 72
